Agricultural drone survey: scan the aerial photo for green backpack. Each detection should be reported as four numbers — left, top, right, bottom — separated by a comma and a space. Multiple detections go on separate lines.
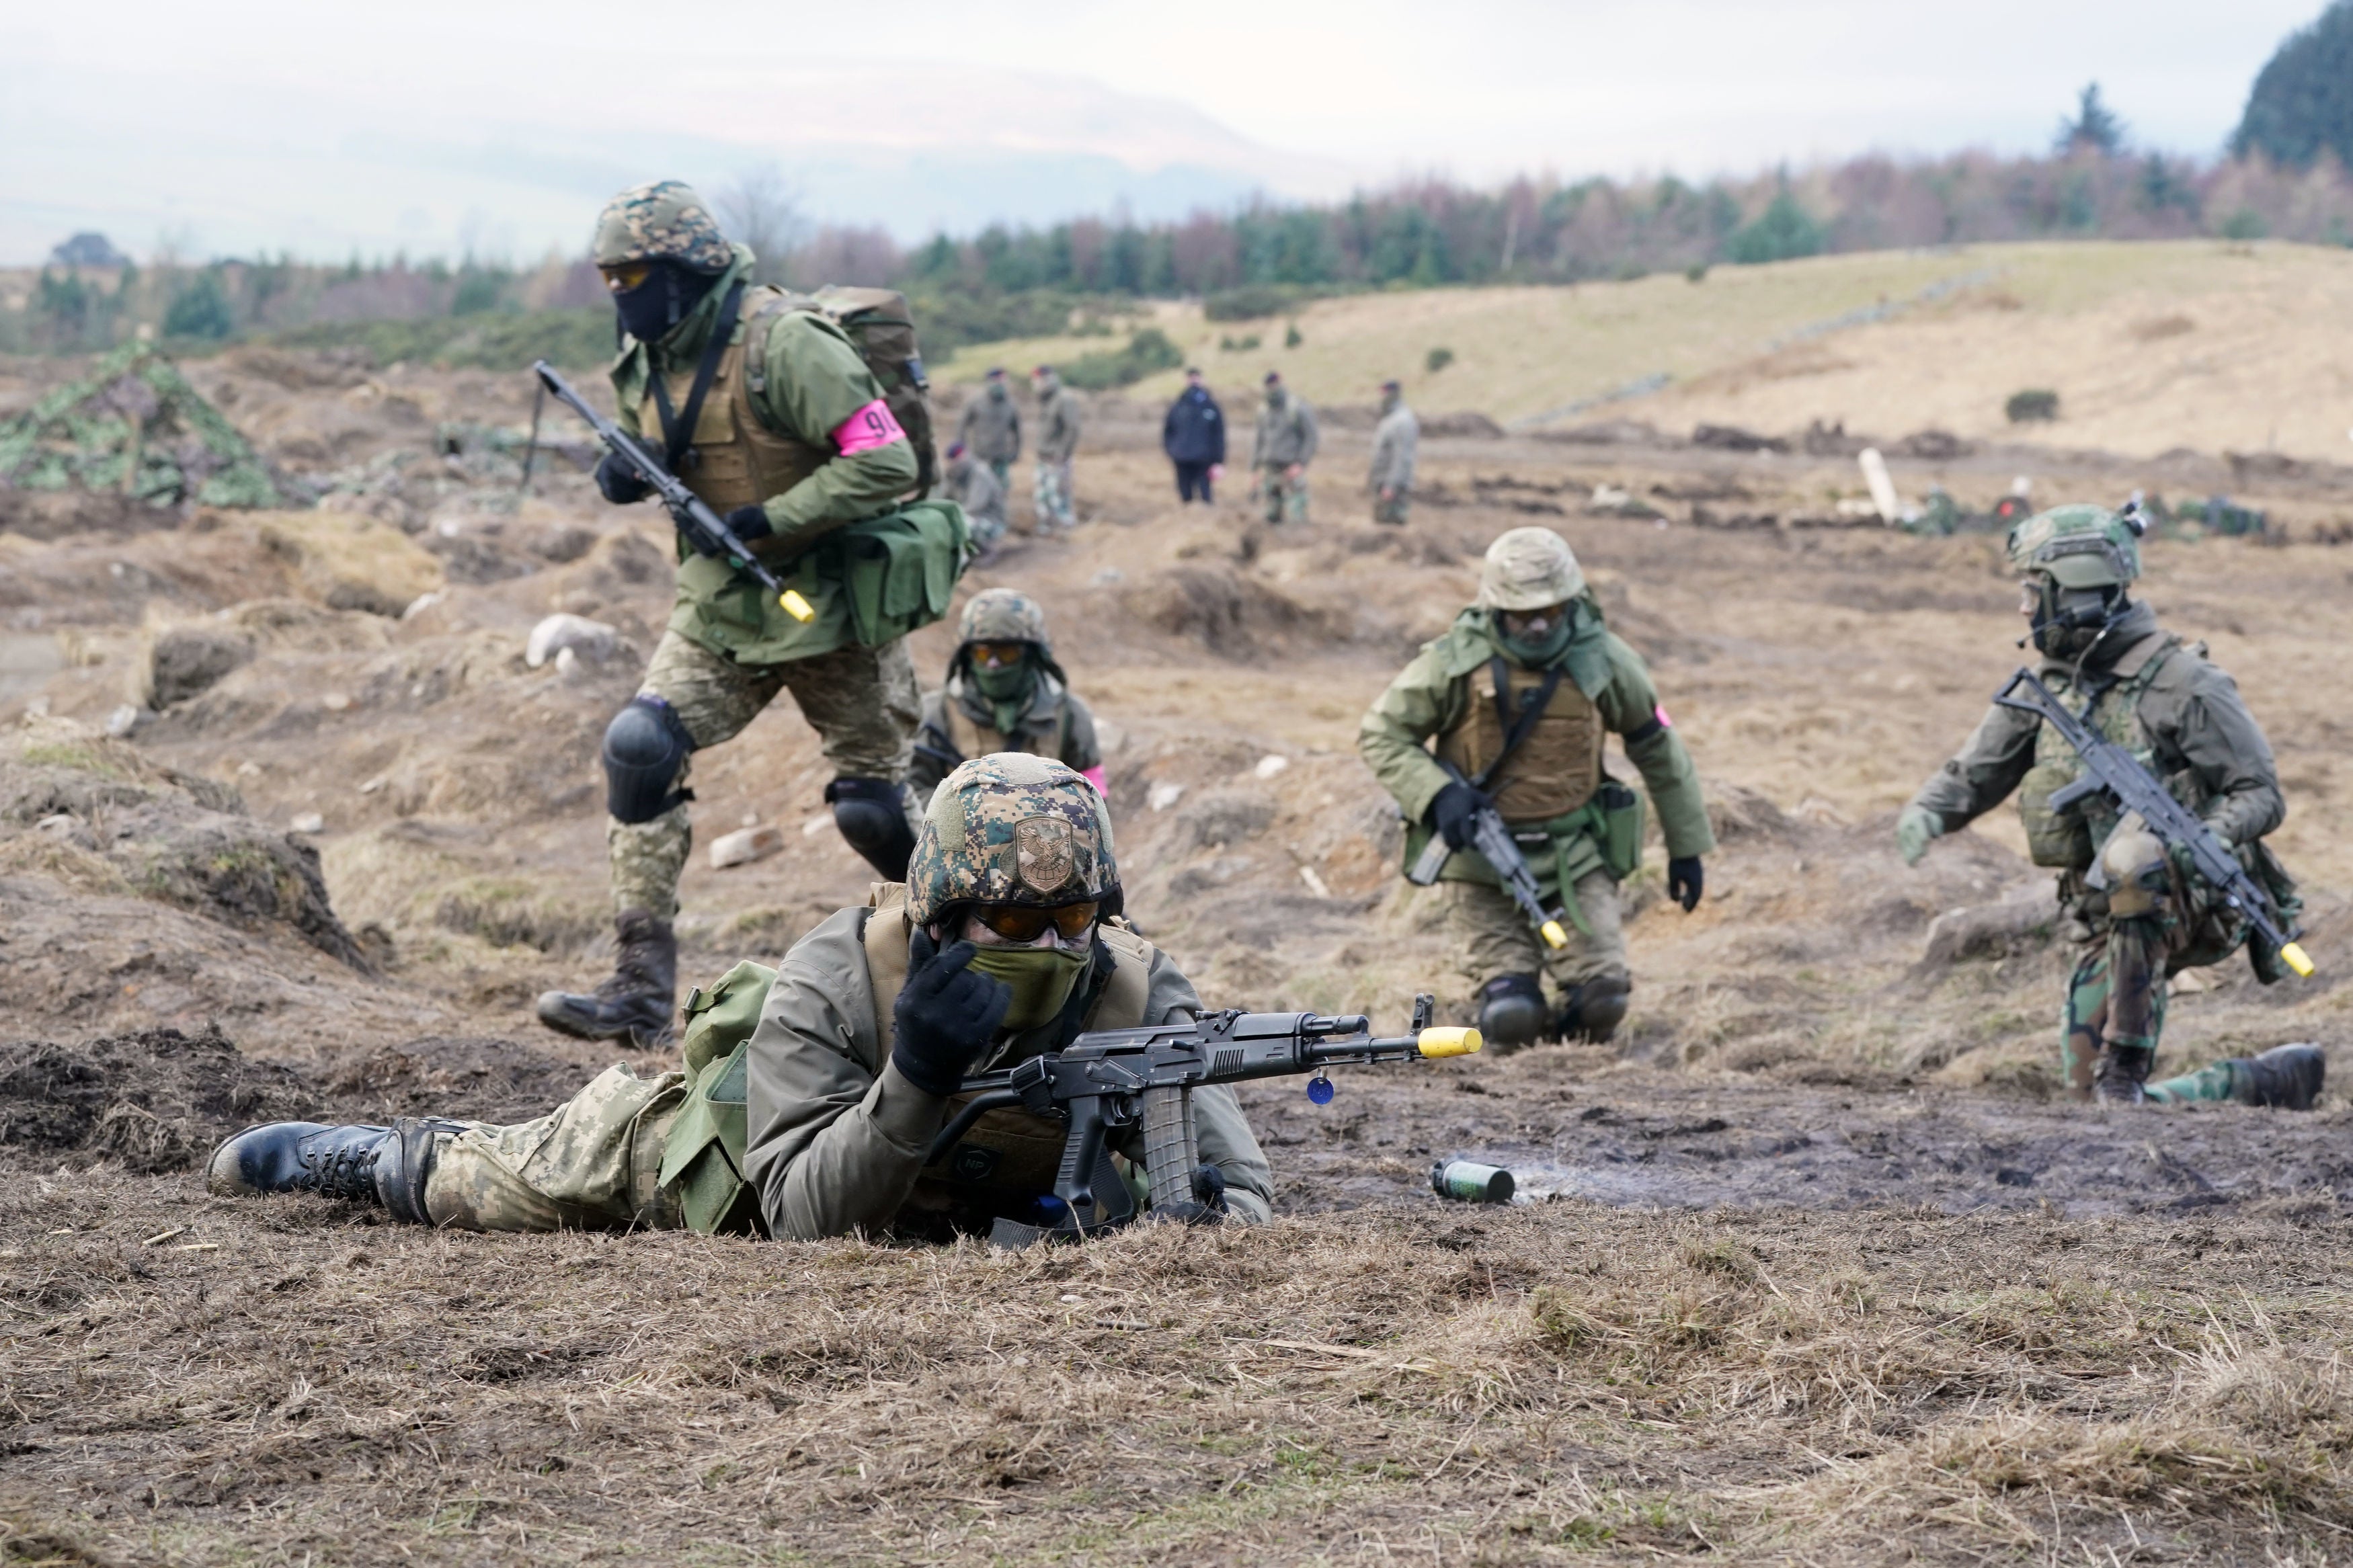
657, 959, 779, 1237
798, 285, 939, 497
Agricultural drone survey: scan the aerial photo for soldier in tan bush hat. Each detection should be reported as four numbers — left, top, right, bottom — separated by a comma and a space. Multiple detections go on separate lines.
1360, 526, 1713, 1052
206, 755, 1271, 1242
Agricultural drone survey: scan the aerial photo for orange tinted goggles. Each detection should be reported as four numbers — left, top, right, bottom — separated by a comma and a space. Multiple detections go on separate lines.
969, 641, 1029, 669
600, 260, 655, 293
973, 901, 1100, 942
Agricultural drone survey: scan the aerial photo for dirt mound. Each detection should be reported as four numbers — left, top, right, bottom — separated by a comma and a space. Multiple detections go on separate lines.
320, 1034, 593, 1124
1124, 563, 1347, 656
0, 1025, 313, 1171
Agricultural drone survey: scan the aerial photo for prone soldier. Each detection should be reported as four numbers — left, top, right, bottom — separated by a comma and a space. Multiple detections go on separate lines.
910, 589, 1104, 807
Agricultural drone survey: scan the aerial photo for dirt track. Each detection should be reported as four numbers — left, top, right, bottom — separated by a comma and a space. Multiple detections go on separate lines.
6, 345, 2353, 1561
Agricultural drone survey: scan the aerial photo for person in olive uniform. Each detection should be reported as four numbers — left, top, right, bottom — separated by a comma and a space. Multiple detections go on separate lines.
539, 179, 939, 1050
910, 589, 1103, 807
1251, 371, 1318, 525
1368, 378, 1417, 525
206, 755, 1273, 1242
1359, 528, 1713, 1050
957, 368, 1022, 489
1031, 364, 1082, 533
1899, 503, 2322, 1108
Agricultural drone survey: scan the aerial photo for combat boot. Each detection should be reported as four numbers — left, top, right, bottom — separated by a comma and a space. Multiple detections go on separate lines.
1475, 975, 1548, 1053
2093, 1044, 2155, 1104
535, 909, 677, 1048
206, 1118, 450, 1224
1555, 975, 1631, 1044
2233, 1042, 2325, 1110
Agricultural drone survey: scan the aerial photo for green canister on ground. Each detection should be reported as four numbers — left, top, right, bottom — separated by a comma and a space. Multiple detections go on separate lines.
1430, 1159, 1515, 1204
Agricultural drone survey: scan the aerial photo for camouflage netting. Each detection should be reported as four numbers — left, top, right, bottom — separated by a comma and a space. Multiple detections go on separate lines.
0, 342, 279, 509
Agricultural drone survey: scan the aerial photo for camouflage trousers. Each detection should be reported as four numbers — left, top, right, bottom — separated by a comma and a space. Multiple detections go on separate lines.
610, 629, 920, 917
988, 458, 1013, 491
1447, 871, 1626, 994
424, 1064, 687, 1232
1033, 459, 1076, 531
1373, 489, 1410, 525
2061, 915, 2241, 1105
965, 500, 1007, 551
1258, 464, 1309, 525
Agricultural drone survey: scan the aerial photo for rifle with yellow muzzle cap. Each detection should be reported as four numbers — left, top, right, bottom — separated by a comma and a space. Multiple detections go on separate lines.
1407, 759, 1572, 950
932, 994, 1481, 1243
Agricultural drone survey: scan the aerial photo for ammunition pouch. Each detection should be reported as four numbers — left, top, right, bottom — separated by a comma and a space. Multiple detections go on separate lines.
656, 959, 778, 1237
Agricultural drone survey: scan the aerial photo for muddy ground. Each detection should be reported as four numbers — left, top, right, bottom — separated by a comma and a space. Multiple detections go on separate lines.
5, 348, 2353, 1562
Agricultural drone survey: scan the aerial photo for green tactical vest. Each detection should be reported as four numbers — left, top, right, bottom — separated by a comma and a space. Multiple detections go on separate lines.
2015, 637, 2187, 870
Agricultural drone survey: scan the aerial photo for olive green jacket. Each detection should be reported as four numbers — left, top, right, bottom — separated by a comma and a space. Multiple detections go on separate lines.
1909, 606, 2284, 852
1369, 401, 1418, 491
610, 247, 919, 664
957, 382, 1023, 462
1359, 604, 1716, 860
740, 905, 1274, 1241
909, 671, 1101, 799
1252, 392, 1319, 468
1035, 374, 1083, 463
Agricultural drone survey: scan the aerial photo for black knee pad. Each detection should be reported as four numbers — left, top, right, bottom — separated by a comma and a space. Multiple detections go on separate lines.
826, 776, 918, 880
603, 695, 696, 824
1476, 974, 1548, 1051
1558, 973, 1631, 1044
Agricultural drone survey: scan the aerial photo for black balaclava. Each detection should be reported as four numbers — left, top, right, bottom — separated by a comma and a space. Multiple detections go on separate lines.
613, 259, 721, 347
2028, 578, 2134, 663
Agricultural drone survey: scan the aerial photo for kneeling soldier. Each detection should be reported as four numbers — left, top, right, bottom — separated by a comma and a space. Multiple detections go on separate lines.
208, 755, 1273, 1240
1359, 527, 1714, 1050
1899, 503, 2321, 1107
909, 589, 1104, 808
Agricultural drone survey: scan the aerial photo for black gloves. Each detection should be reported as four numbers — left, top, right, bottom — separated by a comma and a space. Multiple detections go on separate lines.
1151, 1165, 1230, 1227
1667, 856, 1704, 913
889, 930, 1010, 1097
723, 503, 774, 543
594, 453, 650, 505
1429, 780, 1491, 853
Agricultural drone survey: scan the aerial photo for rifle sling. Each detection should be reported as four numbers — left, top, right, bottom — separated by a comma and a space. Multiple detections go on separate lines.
649, 281, 745, 475
1470, 655, 1563, 792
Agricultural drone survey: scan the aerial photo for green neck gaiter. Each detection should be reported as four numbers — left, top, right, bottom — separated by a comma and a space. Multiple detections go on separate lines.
1496, 614, 1574, 669
965, 942, 1092, 1031
971, 659, 1036, 735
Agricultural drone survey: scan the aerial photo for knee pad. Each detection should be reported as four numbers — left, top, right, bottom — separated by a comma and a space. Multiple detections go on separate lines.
603, 695, 695, 824
826, 776, 918, 880
1558, 973, 1630, 1044
1476, 974, 1548, 1051
2098, 823, 2169, 919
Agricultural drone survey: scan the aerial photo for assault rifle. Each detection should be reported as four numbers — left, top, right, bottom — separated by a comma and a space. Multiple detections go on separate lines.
1993, 667, 2313, 977
932, 997, 1481, 1241
528, 360, 813, 624
1405, 759, 1570, 950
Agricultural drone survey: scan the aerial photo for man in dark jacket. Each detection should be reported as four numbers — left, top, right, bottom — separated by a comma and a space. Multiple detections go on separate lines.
1162, 368, 1226, 503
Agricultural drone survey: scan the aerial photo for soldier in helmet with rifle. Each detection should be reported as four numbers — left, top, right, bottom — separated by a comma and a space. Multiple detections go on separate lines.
1899, 503, 2322, 1108
1360, 527, 1715, 1051
534, 179, 963, 1050
908, 589, 1105, 809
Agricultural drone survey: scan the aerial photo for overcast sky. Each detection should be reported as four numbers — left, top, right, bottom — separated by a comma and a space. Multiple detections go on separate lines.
0, 0, 2325, 263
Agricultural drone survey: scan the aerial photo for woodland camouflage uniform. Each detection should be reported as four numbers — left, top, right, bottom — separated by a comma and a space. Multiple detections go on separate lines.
910, 589, 1102, 806
1032, 368, 1082, 532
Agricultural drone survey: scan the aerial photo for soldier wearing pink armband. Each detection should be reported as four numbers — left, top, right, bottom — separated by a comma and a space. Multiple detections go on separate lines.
540, 180, 955, 1049
908, 589, 1106, 810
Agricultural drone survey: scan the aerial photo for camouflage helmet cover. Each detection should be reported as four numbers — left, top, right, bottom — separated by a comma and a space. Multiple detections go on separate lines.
2007, 503, 2141, 589
1478, 526, 1587, 611
957, 587, 1052, 653
906, 752, 1117, 923
592, 180, 733, 274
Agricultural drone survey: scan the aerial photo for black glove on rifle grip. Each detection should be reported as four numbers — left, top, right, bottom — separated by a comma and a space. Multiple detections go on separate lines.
1429, 780, 1490, 853
1667, 856, 1704, 913
594, 453, 651, 505
723, 503, 774, 542
890, 929, 1010, 1098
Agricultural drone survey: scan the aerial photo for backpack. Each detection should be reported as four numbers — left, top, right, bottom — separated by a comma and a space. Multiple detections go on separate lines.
799, 286, 939, 496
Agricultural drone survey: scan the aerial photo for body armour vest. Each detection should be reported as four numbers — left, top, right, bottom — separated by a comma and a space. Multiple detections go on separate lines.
2016, 637, 2198, 868
1437, 658, 1605, 824
940, 685, 1067, 765
634, 290, 831, 525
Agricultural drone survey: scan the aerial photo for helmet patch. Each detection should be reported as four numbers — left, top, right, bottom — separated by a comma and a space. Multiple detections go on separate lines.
1012, 816, 1076, 895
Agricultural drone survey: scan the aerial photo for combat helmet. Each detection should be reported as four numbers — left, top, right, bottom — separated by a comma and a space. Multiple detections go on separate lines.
906, 753, 1118, 924
952, 587, 1066, 682
2006, 503, 2143, 588
592, 180, 733, 274
1477, 526, 1587, 611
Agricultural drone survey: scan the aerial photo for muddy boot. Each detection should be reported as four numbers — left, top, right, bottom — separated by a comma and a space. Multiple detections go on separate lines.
1555, 975, 1631, 1044
1475, 975, 1547, 1054
2233, 1042, 2326, 1110
535, 909, 678, 1048
2093, 1044, 2155, 1104
206, 1118, 448, 1223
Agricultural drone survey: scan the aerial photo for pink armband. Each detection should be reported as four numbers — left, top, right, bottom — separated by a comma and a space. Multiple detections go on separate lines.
1654, 705, 1673, 728
1082, 765, 1108, 796
832, 399, 907, 454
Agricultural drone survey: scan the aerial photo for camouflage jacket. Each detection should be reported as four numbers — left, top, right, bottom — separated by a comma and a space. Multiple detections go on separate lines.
1909, 604, 2284, 858
1252, 393, 1319, 468
609, 247, 918, 664
1369, 401, 1418, 491
1359, 604, 1716, 861
1035, 376, 1082, 463
943, 454, 1004, 530
910, 671, 1101, 799
957, 383, 1023, 462
739, 903, 1273, 1240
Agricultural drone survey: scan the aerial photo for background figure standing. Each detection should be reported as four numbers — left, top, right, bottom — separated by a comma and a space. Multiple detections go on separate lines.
943, 441, 1005, 559
1164, 366, 1226, 503
1252, 371, 1318, 525
957, 367, 1021, 489
1369, 378, 1418, 525
1031, 364, 1081, 533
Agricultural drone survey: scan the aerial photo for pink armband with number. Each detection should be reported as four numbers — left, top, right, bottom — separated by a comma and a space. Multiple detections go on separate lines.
1082, 766, 1108, 795
832, 399, 906, 454
1654, 705, 1673, 728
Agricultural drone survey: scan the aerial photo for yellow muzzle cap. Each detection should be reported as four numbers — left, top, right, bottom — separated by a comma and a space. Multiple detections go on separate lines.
2282, 942, 2315, 978
1417, 1026, 1482, 1057
1539, 919, 1569, 949
780, 589, 815, 623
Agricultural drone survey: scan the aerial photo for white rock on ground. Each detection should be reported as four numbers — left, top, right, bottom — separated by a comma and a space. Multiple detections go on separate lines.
289, 812, 325, 834
710, 825, 785, 870
526, 614, 619, 670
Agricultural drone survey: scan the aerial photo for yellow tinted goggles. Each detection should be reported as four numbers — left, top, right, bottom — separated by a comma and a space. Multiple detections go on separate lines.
973, 901, 1100, 943
600, 260, 655, 293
